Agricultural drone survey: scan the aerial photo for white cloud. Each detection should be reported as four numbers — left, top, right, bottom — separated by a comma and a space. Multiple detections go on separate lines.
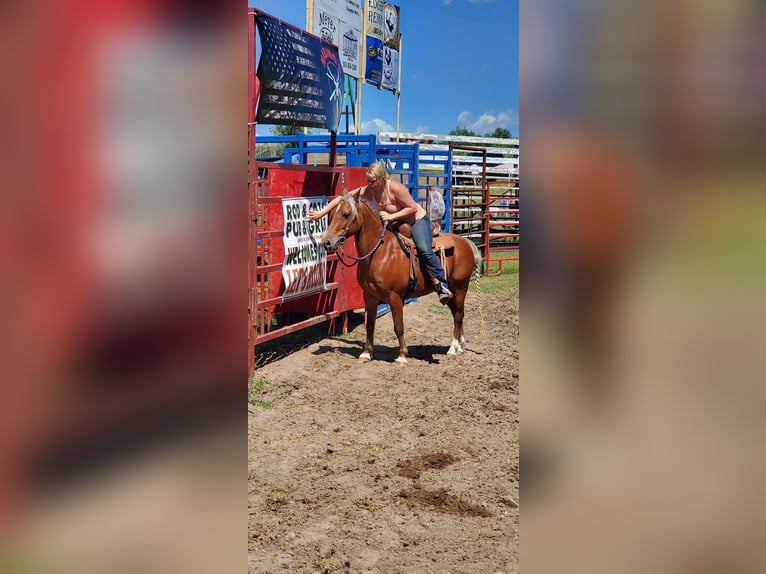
443, 0, 453, 5
361, 118, 395, 134
413, 125, 430, 134
497, 111, 514, 125
472, 113, 500, 133
455, 108, 517, 135
457, 111, 473, 127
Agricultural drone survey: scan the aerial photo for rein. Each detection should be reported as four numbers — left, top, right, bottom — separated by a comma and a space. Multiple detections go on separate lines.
335, 200, 388, 267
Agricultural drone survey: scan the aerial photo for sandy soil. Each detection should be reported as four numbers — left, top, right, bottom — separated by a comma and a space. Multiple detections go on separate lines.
248, 281, 519, 574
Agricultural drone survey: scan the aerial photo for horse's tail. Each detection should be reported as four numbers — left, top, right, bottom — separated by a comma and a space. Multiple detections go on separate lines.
468, 239, 483, 280
466, 239, 487, 334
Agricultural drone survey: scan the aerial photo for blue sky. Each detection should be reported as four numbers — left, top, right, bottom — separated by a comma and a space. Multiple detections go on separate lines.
250, 0, 519, 137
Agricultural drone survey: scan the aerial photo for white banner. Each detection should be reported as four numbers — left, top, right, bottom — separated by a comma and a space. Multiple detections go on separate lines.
339, 20, 361, 78
383, 2, 400, 49
312, 0, 362, 79
381, 45, 399, 93
364, 0, 384, 39
314, 1, 340, 46
281, 197, 328, 299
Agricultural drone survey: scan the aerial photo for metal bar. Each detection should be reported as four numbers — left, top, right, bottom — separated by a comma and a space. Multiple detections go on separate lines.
248, 9, 257, 377
254, 312, 342, 345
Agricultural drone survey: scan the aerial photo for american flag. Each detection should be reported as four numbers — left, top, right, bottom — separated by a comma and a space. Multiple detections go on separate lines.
256, 12, 343, 131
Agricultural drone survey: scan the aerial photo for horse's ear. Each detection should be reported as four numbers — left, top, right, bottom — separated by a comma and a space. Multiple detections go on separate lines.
345, 189, 360, 205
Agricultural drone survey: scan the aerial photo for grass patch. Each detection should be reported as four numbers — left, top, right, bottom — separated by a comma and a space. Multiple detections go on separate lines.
248, 375, 273, 408
338, 331, 363, 341
428, 302, 450, 316
478, 252, 518, 292
477, 272, 517, 294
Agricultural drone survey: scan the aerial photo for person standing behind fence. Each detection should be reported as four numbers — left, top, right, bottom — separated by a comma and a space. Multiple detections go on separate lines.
308, 162, 454, 304
427, 185, 446, 226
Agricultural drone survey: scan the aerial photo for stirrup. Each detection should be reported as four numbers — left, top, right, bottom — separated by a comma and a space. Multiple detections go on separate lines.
438, 284, 453, 304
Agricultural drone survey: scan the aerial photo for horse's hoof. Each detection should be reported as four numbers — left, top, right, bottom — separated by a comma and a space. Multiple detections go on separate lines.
395, 356, 408, 365
358, 352, 372, 363
446, 349, 457, 356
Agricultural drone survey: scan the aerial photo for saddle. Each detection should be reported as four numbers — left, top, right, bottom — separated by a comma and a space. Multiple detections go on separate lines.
390, 221, 455, 295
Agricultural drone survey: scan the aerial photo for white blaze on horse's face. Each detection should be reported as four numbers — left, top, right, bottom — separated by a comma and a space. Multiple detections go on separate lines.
321, 196, 356, 253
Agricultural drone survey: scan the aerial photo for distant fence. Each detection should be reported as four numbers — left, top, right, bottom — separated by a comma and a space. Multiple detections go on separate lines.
255, 133, 454, 228
380, 132, 519, 273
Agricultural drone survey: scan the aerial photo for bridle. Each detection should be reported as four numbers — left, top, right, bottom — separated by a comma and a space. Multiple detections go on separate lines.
335, 198, 388, 267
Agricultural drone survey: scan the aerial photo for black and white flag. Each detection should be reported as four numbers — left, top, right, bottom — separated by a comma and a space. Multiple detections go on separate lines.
256, 12, 344, 131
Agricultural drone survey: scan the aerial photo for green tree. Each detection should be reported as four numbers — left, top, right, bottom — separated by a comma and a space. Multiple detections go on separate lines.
256, 125, 313, 159
448, 126, 479, 137
270, 124, 311, 136
486, 127, 511, 139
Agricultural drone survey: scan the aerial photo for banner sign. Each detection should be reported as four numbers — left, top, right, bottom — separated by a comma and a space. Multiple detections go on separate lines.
364, 36, 383, 86
339, 0, 362, 78
256, 12, 344, 131
312, 0, 362, 79
314, 0, 340, 46
281, 197, 328, 299
381, 45, 399, 92
363, 1, 399, 92
363, 0, 383, 85
383, 2, 400, 49
364, 0, 384, 39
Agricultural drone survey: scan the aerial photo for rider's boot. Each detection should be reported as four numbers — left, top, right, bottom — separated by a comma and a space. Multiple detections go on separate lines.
437, 283, 453, 304
428, 273, 453, 304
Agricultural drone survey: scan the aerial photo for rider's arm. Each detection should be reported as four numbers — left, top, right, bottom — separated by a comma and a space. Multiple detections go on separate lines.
307, 187, 362, 221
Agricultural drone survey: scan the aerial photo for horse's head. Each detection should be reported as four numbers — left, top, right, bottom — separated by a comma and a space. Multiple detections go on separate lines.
321, 192, 361, 253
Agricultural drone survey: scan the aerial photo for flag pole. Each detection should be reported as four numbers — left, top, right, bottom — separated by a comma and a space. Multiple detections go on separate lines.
356, 3, 365, 135
395, 36, 402, 142
305, 0, 314, 136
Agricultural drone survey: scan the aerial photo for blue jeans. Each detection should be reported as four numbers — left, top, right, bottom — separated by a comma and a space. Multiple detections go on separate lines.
410, 217, 448, 287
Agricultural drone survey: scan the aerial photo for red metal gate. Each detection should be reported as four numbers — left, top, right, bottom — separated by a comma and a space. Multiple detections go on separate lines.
248, 164, 367, 375
248, 9, 368, 376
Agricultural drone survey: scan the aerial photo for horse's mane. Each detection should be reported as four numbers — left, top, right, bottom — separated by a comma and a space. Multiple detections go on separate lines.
339, 191, 359, 221
342, 192, 384, 224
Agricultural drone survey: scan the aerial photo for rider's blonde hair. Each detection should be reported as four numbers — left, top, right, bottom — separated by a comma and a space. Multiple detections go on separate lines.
366, 161, 393, 205
366, 161, 389, 183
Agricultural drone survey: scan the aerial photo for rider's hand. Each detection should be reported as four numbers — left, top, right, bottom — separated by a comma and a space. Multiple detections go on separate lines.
307, 210, 321, 221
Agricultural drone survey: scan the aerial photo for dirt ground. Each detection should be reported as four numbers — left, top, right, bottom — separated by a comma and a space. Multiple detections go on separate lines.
248, 281, 519, 574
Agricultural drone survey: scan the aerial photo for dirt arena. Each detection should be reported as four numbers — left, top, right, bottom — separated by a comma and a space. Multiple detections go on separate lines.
248, 278, 519, 573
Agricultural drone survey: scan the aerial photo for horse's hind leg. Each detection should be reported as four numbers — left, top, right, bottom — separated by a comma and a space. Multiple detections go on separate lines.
388, 292, 408, 364
447, 287, 468, 355
359, 292, 378, 362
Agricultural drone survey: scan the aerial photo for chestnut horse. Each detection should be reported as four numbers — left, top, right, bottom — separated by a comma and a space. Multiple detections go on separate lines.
321, 191, 482, 363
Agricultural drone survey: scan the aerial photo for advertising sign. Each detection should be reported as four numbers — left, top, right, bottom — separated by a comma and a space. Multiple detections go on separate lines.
281, 197, 328, 298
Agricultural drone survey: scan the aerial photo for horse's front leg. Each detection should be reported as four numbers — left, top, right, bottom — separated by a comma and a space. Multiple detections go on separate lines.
447, 286, 467, 355
359, 291, 378, 362
388, 292, 408, 364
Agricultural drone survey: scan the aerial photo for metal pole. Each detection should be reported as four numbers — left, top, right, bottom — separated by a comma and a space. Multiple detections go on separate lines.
305, 0, 313, 136
395, 36, 402, 142
356, 78, 362, 134
356, 2, 365, 135
396, 94, 400, 142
